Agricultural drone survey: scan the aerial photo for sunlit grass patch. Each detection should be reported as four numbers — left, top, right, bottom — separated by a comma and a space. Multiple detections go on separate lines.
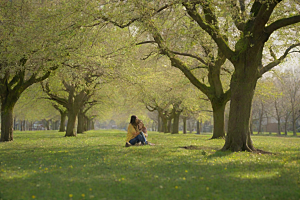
0, 130, 300, 200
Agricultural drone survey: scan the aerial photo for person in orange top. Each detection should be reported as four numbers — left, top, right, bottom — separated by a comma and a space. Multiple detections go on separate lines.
125, 115, 147, 147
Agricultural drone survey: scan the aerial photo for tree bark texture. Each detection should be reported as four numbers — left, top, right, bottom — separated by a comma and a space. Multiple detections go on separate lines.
59, 112, 67, 132
211, 102, 226, 139
172, 112, 180, 134
1, 106, 14, 141
162, 117, 168, 133
77, 111, 85, 134
222, 78, 257, 151
65, 110, 77, 137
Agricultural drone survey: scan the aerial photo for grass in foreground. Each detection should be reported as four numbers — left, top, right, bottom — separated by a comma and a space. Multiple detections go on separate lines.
0, 130, 299, 200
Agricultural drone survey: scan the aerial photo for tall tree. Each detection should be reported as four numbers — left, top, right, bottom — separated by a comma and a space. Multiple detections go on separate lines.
93, 0, 232, 139
41, 66, 104, 136
94, 0, 300, 151
0, 1, 75, 141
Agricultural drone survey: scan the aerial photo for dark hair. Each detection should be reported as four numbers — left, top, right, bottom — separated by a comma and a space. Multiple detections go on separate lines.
130, 115, 137, 125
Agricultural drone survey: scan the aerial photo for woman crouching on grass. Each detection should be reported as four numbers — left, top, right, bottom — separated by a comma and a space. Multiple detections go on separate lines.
125, 115, 147, 147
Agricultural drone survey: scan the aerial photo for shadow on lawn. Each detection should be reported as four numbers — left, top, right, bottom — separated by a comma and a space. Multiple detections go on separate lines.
1, 144, 299, 200
1, 131, 300, 199
178, 145, 232, 158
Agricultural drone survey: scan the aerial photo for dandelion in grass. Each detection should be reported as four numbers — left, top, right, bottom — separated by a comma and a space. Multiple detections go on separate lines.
82, 194, 85, 197
32, 195, 36, 199
175, 186, 178, 189
69, 194, 73, 198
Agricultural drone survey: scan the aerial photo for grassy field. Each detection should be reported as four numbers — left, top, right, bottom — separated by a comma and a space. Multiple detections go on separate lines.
0, 130, 299, 200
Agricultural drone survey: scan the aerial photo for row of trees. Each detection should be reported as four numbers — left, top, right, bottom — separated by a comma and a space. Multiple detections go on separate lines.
252, 69, 300, 136
1, 0, 300, 152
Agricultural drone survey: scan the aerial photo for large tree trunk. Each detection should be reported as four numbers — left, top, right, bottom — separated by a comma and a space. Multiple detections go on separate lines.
77, 111, 84, 134
162, 117, 168, 133
1, 105, 14, 141
172, 113, 180, 134
211, 101, 226, 139
84, 116, 89, 131
59, 112, 67, 132
157, 114, 163, 132
65, 111, 77, 137
222, 77, 257, 152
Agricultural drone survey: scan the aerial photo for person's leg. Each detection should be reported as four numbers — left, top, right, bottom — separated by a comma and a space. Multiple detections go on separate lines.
140, 132, 148, 144
129, 134, 144, 145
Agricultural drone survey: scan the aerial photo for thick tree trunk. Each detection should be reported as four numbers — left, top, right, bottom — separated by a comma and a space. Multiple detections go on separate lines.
157, 114, 163, 132
222, 79, 257, 152
172, 113, 180, 134
65, 111, 77, 137
59, 112, 67, 132
84, 116, 89, 131
77, 111, 84, 134
183, 117, 187, 134
162, 117, 168, 133
1, 105, 14, 141
211, 102, 226, 139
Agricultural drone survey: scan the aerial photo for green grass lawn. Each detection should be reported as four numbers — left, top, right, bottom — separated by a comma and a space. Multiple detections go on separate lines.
0, 130, 299, 200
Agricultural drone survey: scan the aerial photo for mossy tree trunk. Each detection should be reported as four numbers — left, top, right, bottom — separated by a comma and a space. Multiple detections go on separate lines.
1, 102, 15, 141
59, 112, 67, 132
0, 67, 53, 142
77, 109, 85, 134
222, 72, 258, 151
172, 112, 180, 134
211, 100, 226, 139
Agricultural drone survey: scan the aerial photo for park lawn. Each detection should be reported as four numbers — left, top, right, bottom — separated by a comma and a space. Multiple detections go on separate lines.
0, 130, 299, 200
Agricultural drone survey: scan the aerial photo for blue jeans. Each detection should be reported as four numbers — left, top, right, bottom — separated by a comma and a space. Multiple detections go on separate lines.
129, 134, 146, 145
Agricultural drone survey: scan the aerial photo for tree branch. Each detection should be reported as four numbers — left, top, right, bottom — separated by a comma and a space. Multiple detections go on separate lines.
226, 0, 245, 31
182, 2, 235, 61
260, 43, 300, 75
144, 20, 212, 96
136, 41, 156, 45
265, 15, 300, 35
170, 50, 207, 65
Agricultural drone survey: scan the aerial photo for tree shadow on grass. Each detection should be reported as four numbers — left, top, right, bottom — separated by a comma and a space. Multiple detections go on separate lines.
178, 145, 232, 158
1, 144, 299, 200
